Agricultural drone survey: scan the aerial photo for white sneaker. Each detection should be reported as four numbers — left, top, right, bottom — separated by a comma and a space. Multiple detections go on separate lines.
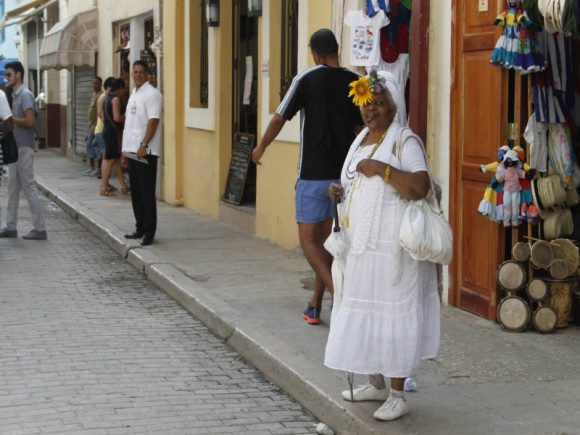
373, 394, 409, 421
341, 384, 389, 402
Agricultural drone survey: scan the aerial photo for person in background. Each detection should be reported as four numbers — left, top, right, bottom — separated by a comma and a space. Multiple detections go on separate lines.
251, 29, 363, 325
122, 60, 163, 247
100, 78, 129, 197
0, 88, 14, 187
85, 77, 103, 177
95, 77, 114, 190
0, 61, 47, 240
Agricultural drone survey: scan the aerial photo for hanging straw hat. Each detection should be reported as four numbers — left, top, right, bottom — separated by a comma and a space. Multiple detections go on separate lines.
565, 187, 579, 207
552, 238, 580, 278
542, 210, 563, 240
532, 175, 567, 217
560, 208, 574, 236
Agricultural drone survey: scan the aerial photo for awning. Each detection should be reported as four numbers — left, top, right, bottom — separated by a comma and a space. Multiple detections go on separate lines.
39, 9, 98, 70
0, 0, 55, 32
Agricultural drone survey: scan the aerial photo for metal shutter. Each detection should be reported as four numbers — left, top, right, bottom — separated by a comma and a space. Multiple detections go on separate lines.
73, 66, 95, 154
27, 22, 38, 70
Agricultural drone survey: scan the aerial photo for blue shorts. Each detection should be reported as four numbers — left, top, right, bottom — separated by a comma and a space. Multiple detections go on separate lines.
86, 128, 98, 159
94, 133, 106, 156
295, 179, 339, 224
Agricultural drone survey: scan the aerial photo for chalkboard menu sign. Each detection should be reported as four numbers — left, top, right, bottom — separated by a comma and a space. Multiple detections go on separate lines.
223, 133, 256, 205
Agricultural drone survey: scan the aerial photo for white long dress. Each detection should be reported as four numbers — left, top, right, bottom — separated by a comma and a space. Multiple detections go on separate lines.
324, 125, 440, 378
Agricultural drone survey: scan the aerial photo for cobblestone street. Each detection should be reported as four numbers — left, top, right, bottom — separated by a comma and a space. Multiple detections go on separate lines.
0, 190, 317, 434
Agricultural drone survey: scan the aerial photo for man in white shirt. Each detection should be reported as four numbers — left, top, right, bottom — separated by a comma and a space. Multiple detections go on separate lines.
121, 60, 162, 246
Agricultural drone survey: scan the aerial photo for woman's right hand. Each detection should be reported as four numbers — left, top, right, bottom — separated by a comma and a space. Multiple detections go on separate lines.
328, 183, 344, 201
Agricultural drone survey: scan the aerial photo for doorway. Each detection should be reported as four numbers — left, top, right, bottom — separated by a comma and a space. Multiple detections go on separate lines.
232, 0, 259, 205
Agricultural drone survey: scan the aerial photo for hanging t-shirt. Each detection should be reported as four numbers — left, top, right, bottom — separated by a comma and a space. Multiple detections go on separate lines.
365, 0, 390, 17
344, 10, 390, 67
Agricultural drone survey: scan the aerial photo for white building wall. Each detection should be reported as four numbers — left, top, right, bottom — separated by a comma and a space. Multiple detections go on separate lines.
427, 2, 452, 304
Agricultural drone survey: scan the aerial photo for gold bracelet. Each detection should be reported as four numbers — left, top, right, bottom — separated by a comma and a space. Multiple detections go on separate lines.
383, 164, 391, 184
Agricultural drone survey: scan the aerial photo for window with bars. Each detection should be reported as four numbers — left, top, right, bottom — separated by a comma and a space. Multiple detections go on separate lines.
279, 0, 298, 99
189, 0, 209, 108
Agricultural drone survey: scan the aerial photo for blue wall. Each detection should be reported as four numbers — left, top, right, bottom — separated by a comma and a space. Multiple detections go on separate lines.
0, 0, 21, 59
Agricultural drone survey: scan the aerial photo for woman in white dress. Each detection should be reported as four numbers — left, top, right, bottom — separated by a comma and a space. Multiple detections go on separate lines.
324, 70, 440, 421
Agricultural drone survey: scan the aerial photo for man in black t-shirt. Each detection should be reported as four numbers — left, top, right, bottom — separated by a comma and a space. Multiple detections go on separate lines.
252, 29, 363, 325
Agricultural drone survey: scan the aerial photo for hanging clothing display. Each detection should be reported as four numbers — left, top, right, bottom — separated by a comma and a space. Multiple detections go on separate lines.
344, 10, 390, 67
532, 31, 574, 123
490, 1, 546, 74
524, 115, 549, 172
365, 0, 390, 17
379, 0, 412, 64
374, 53, 409, 92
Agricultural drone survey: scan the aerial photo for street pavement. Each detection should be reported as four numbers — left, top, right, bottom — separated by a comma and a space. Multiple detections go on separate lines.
5, 149, 580, 434
0, 183, 318, 434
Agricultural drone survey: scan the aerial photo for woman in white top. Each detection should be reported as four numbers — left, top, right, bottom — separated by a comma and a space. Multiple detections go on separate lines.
325, 71, 440, 421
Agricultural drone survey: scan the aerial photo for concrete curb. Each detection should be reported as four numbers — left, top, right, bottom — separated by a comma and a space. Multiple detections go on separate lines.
36, 176, 386, 435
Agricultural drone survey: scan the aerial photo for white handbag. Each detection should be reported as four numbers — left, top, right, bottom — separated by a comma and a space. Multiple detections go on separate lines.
396, 129, 453, 265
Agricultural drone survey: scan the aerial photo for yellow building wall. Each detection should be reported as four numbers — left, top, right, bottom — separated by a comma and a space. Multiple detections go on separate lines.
163, 0, 232, 219
165, 0, 334, 249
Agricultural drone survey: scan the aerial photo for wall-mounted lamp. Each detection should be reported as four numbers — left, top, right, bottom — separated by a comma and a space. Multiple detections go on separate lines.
13, 31, 21, 47
247, 0, 262, 17
205, 0, 220, 27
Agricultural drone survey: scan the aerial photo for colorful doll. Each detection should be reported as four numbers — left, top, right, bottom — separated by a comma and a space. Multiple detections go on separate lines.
478, 146, 510, 223
490, 0, 546, 74
496, 150, 527, 227
478, 145, 538, 224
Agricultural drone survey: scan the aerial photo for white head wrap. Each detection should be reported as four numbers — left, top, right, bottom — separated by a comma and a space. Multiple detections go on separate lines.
375, 70, 407, 126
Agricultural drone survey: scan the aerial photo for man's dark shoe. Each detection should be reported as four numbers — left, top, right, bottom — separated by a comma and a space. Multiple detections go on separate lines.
0, 228, 18, 238
22, 230, 47, 240
140, 235, 154, 246
124, 231, 143, 239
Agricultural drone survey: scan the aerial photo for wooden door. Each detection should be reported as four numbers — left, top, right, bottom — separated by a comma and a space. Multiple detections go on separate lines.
450, 0, 508, 320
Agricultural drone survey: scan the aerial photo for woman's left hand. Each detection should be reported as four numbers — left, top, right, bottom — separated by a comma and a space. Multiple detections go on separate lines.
356, 159, 384, 178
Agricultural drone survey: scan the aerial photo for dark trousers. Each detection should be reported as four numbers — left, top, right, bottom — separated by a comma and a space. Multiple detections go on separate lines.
128, 155, 158, 238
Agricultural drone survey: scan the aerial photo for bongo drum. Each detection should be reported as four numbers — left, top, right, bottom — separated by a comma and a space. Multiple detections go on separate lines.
546, 278, 576, 328
497, 296, 530, 332
497, 261, 526, 293
532, 306, 557, 333
526, 278, 548, 302
552, 238, 579, 278
512, 242, 531, 262
531, 241, 553, 269
550, 259, 569, 280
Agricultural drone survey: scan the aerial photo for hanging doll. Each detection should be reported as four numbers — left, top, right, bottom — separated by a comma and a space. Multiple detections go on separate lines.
497, 150, 531, 227
490, 0, 546, 74
478, 145, 538, 224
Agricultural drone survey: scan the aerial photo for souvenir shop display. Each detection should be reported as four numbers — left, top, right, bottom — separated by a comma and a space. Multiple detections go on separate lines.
478, 145, 537, 225
345, 1, 412, 119
496, 236, 578, 332
490, 0, 546, 74
344, 9, 389, 67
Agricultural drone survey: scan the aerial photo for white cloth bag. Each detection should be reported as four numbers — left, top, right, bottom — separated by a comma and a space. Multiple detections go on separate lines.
397, 129, 453, 265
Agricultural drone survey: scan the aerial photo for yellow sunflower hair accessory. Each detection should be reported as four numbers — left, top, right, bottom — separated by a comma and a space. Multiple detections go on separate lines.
348, 76, 373, 107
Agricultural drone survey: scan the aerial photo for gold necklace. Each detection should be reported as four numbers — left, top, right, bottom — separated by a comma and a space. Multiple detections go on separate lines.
342, 128, 388, 228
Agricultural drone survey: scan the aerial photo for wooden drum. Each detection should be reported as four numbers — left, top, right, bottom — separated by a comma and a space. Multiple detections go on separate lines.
545, 278, 576, 328
532, 306, 557, 333
531, 241, 554, 269
526, 278, 548, 302
550, 259, 569, 280
512, 242, 531, 262
497, 296, 530, 332
497, 260, 527, 293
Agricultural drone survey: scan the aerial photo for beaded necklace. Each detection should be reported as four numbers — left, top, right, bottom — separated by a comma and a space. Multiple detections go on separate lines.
345, 128, 389, 180
342, 128, 389, 228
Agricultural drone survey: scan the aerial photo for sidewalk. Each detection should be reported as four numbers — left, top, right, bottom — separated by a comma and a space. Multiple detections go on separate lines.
33, 150, 580, 435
